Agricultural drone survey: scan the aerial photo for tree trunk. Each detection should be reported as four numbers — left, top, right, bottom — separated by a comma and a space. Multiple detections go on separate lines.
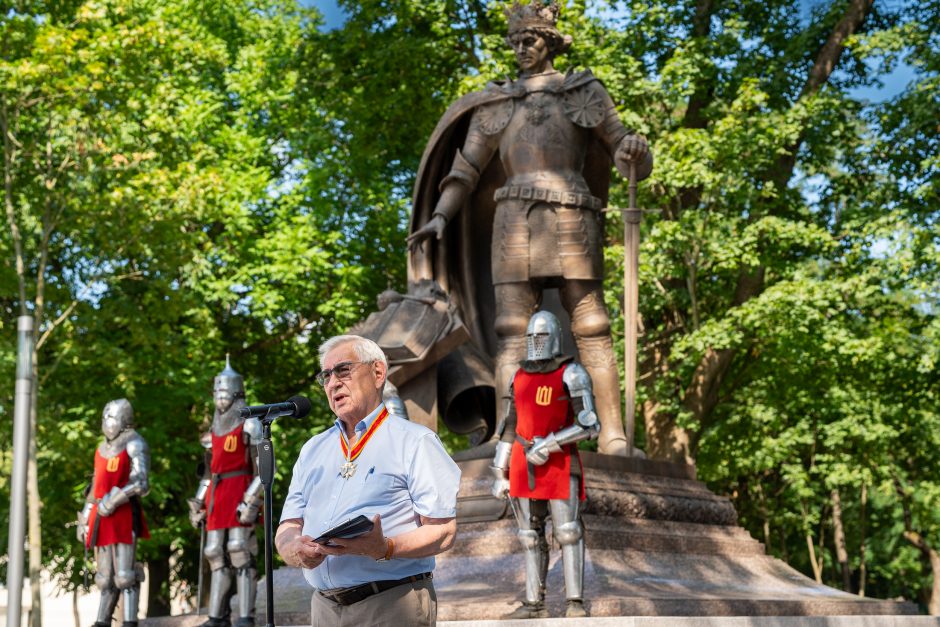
72, 588, 80, 627
859, 483, 867, 597
929, 547, 940, 616
801, 500, 823, 583
831, 489, 852, 592
895, 476, 938, 613
806, 532, 823, 583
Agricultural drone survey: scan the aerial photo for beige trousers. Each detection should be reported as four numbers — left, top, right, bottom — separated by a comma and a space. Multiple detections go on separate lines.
311, 578, 436, 627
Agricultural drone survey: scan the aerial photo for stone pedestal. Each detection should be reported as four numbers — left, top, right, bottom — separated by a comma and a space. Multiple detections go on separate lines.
171, 450, 919, 626
434, 452, 918, 620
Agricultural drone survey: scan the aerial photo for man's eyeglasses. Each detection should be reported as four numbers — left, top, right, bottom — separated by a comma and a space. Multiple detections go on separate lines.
315, 361, 370, 386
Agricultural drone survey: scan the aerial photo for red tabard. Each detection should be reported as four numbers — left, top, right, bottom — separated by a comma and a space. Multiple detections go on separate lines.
206, 423, 253, 531
86, 449, 150, 548
509, 365, 585, 501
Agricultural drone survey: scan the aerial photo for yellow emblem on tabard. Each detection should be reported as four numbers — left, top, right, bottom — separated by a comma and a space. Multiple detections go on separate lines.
223, 434, 238, 453
535, 386, 552, 406
106, 456, 120, 472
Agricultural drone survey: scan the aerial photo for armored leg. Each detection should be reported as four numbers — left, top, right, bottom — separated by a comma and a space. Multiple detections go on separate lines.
562, 280, 627, 455
494, 282, 540, 425
515, 497, 549, 604
227, 527, 258, 626
549, 476, 585, 603
94, 545, 120, 626
204, 529, 234, 624
113, 540, 141, 625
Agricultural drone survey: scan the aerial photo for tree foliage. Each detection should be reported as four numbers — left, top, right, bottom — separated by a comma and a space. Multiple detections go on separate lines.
0, 0, 937, 616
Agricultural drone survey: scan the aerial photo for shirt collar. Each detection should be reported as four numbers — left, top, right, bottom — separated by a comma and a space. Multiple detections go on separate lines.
334, 402, 386, 436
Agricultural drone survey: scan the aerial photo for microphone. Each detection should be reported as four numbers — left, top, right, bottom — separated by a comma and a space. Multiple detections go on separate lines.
239, 395, 312, 420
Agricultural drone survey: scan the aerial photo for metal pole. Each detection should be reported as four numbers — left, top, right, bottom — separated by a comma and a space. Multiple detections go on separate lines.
623, 164, 641, 456
7, 315, 34, 627
259, 417, 276, 627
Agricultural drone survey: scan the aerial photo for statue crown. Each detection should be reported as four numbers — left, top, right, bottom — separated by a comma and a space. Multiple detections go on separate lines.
505, 0, 560, 34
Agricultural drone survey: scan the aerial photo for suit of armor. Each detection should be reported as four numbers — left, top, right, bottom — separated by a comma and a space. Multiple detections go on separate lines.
492, 311, 599, 619
78, 399, 150, 627
189, 358, 261, 627
408, 0, 652, 456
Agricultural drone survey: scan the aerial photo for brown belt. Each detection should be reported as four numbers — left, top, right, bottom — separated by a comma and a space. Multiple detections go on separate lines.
319, 572, 432, 606
494, 185, 603, 210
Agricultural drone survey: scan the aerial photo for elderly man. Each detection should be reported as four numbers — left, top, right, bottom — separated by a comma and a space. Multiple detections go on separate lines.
276, 335, 461, 627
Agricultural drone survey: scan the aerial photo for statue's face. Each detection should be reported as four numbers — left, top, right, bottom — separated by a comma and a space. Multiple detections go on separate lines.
101, 401, 131, 440
509, 31, 550, 74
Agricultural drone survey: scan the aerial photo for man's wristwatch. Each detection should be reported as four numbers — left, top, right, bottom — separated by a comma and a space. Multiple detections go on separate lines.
376, 537, 395, 562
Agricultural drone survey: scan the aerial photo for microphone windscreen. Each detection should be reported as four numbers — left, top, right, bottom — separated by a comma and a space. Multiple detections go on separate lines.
288, 395, 312, 418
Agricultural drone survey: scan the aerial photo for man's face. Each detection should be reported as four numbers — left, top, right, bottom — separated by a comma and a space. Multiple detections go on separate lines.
509, 31, 550, 74
321, 343, 386, 424
214, 388, 234, 413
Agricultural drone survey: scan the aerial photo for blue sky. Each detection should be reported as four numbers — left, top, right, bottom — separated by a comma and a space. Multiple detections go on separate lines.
304, 0, 347, 30
302, 0, 915, 102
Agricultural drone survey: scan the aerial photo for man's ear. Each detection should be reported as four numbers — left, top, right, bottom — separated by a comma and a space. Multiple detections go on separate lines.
373, 360, 388, 387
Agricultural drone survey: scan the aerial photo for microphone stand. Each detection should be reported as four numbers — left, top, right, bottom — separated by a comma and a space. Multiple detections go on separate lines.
258, 410, 278, 627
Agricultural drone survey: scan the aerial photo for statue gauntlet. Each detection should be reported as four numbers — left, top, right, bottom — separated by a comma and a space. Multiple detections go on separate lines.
188, 478, 209, 528
97, 485, 129, 517
490, 441, 512, 499
526, 433, 563, 466
76, 503, 91, 542
188, 498, 206, 528
236, 476, 263, 524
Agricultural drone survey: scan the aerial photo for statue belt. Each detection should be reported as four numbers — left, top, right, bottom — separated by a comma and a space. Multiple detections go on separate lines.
207, 469, 251, 514
494, 185, 603, 210
515, 436, 538, 491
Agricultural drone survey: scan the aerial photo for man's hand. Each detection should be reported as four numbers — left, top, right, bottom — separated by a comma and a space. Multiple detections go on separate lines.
276, 520, 326, 569
315, 515, 388, 561
406, 215, 447, 252
526, 434, 562, 466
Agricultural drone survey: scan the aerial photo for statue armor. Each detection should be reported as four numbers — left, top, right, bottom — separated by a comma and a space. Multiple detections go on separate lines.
491, 310, 599, 619
78, 399, 150, 627
408, 0, 653, 458
189, 357, 261, 627
526, 310, 563, 361
382, 381, 410, 419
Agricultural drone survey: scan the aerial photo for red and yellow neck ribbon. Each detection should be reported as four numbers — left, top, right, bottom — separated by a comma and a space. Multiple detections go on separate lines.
340, 407, 390, 462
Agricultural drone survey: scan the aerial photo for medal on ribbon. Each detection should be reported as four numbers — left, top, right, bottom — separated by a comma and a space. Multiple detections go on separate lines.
339, 407, 389, 479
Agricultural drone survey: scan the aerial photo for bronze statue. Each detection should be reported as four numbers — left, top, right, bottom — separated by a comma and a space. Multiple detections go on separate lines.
407, 0, 652, 455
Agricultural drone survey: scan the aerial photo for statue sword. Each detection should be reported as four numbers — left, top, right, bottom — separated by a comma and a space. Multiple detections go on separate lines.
605, 160, 655, 455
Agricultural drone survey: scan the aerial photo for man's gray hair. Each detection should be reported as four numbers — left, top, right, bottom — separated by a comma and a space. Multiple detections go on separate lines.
318, 335, 389, 370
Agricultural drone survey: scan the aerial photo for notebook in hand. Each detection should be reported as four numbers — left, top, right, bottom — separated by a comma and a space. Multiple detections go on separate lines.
313, 515, 374, 545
